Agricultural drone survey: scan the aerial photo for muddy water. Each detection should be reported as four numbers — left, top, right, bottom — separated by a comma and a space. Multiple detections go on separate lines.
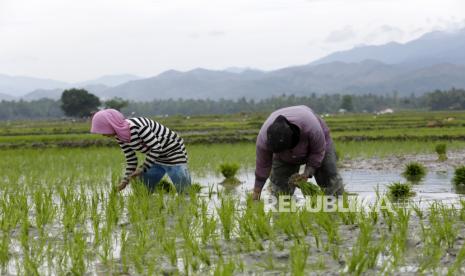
194, 168, 464, 207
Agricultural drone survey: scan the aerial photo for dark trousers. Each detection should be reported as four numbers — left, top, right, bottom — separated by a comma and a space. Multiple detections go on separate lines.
269, 143, 344, 196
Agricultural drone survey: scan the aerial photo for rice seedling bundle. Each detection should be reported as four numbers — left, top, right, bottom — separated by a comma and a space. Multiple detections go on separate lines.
388, 182, 415, 200
453, 166, 465, 185
402, 162, 427, 183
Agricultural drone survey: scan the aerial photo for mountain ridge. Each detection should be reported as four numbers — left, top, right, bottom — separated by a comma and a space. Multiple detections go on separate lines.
2, 27, 465, 101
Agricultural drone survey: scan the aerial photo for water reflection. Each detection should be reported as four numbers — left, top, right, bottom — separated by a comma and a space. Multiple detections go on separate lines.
193, 168, 464, 207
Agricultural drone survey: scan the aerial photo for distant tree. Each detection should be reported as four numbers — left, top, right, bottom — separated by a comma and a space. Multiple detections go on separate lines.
427, 88, 465, 110
104, 97, 129, 111
340, 95, 354, 112
60, 88, 100, 118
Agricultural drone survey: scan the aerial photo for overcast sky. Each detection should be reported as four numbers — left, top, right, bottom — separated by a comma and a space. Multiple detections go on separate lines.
1, 0, 464, 82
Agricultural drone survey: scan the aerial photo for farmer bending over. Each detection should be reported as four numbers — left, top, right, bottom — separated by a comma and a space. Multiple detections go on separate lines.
252, 105, 344, 200
91, 109, 191, 192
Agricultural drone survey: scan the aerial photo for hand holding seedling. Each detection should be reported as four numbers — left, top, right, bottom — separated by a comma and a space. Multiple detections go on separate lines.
130, 168, 143, 178
288, 173, 308, 187
117, 168, 143, 191
117, 180, 129, 191
252, 187, 261, 201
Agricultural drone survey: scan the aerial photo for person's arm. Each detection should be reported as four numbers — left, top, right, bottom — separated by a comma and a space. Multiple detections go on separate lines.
138, 125, 163, 172
253, 145, 273, 199
117, 142, 138, 191
305, 127, 326, 177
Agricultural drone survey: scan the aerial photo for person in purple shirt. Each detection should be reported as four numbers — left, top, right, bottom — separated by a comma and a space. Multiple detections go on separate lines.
252, 105, 344, 200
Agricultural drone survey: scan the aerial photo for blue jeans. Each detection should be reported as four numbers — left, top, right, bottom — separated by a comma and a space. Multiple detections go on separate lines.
140, 163, 192, 192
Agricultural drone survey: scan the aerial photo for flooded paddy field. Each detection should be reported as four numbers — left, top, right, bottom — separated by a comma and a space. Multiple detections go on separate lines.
0, 146, 463, 275
0, 111, 465, 275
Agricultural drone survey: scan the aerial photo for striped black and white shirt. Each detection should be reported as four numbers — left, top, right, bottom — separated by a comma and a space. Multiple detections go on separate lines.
117, 117, 188, 180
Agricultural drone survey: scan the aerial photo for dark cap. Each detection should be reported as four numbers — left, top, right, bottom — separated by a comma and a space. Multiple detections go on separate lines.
267, 115, 294, 153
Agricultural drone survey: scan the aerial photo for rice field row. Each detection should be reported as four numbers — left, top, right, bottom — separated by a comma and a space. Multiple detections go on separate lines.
1, 111, 465, 148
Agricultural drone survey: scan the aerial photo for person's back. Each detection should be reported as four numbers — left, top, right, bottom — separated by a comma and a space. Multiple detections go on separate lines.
253, 105, 344, 200
91, 110, 191, 192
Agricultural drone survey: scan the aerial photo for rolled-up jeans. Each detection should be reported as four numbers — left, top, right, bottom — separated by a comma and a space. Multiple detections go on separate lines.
140, 163, 191, 193
270, 143, 344, 196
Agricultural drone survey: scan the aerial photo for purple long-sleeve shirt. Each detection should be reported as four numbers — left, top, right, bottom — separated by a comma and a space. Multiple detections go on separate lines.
255, 105, 332, 191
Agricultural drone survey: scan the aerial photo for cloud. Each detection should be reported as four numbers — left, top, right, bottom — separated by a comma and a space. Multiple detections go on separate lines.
364, 25, 405, 43
189, 31, 226, 39
325, 26, 356, 43
208, 30, 226, 37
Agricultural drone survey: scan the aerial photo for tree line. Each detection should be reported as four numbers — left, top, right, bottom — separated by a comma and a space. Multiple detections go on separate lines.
0, 88, 464, 120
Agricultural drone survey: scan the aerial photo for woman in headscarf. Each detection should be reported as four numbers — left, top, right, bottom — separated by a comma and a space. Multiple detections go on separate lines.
91, 109, 191, 192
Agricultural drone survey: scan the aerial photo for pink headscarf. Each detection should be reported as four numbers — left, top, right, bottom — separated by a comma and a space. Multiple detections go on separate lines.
90, 109, 131, 142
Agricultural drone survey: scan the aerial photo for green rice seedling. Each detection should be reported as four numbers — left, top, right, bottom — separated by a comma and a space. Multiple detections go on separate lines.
295, 180, 323, 196
128, 181, 152, 222
178, 212, 203, 264
387, 182, 415, 201
309, 256, 327, 271
250, 200, 274, 241
411, 202, 424, 220
290, 241, 309, 276
199, 247, 211, 267
219, 163, 241, 185
219, 163, 240, 178
239, 197, 273, 244
459, 199, 465, 221
162, 235, 177, 266
430, 203, 458, 249
182, 250, 192, 275
190, 253, 201, 273
19, 197, 30, 253
402, 162, 427, 183
347, 238, 387, 275
120, 226, 129, 274
237, 204, 263, 252
337, 193, 358, 225
0, 193, 20, 232
68, 230, 87, 275
345, 250, 368, 273
356, 212, 373, 249
297, 209, 312, 236
105, 189, 120, 228
275, 211, 302, 242
297, 211, 321, 248
90, 193, 101, 247
74, 186, 88, 226
435, 143, 447, 161
19, 209, 42, 275
390, 206, 410, 266
453, 166, 465, 185
419, 226, 444, 272
216, 195, 236, 240
0, 233, 10, 273
256, 251, 277, 271
58, 187, 79, 234
155, 178, 176, 193
345, 210, 388, 274
22, 252, 40, 276
448, 242, 465, 275
314, 212, 340, 245
97, 224, 113, 267
380, 204, 394, 232
200, 201, 217, 245
33, 189, 56, 249
214, 258, 236, 276
207, 184, 215, 199
189, 183, 203, 193
212, 237, 223, 258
